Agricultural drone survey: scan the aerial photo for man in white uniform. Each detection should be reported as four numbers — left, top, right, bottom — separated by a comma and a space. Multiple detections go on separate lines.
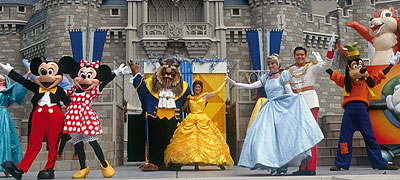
290, 33, 335, 175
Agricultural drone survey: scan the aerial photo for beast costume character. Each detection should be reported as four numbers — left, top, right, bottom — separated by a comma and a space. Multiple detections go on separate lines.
129, 58, 190, 170
0, 57, 71, 179
326, 43, 400, 171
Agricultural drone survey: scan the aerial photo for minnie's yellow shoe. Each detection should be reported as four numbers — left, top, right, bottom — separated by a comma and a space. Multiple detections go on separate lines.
99, 160, 115, 178
72, 167, 90, 178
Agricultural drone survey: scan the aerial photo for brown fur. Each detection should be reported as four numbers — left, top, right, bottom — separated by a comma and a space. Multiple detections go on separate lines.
151, 64, 184, 96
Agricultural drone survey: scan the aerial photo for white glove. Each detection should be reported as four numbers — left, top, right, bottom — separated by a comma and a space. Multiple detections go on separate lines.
226, 77, 237, 86
312, 52, 323, 63
0, 63, 13, 73
284, 83, 294, 94
328, 32, 335, 51
113, 64, 131, 76
390, 52, 400, 65
22, 59, 30, 68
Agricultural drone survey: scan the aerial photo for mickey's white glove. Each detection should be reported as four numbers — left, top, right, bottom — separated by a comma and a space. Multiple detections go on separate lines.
390, 52, 400, 65
328, 32, 335, 51
113, 64, 131, 76
226, 77, 237, 86
0, 63, 13, 73
312, 52, 323, 63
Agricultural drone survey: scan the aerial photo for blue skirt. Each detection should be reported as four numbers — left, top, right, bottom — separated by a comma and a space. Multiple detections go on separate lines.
0, 108, 23, 171
238, 94, 324, 170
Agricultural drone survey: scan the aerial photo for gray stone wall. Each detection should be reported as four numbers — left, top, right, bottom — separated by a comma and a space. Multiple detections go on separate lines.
0, 5, 34, 21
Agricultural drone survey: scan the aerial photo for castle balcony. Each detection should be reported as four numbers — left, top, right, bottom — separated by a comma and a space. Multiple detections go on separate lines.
138, 22, 212, 58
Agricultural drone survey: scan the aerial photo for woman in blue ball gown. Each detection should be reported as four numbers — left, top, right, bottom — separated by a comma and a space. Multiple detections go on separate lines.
227, 54, 324, 175
0, 74, 28, 177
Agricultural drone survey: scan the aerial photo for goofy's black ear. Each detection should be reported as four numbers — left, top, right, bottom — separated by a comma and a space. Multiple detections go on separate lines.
345, 66, 352, 93
97, 64, 112, 82
30, 57, 43, 76
59, 56, 80, 78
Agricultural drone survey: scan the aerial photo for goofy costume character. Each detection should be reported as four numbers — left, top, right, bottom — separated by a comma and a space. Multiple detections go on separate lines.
129, 58, 190, 171
0, 57, 71, 179
326, 42, 400, 171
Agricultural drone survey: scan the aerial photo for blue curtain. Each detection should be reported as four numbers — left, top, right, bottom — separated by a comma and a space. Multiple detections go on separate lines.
245, 30, 262, 70
69, 30, 83, 63
179, 61, 192, 119
269, 29, 284, 55
92, 29, 108, 62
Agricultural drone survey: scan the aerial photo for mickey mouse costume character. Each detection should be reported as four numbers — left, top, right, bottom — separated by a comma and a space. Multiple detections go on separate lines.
0, 57, 71, 179
326, 42, 400, 171
61, 57, 129, 178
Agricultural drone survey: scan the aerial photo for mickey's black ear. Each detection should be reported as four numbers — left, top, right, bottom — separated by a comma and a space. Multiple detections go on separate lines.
30, 57, 43, 76
97, 64, 112, 81
59, 56, 80, 78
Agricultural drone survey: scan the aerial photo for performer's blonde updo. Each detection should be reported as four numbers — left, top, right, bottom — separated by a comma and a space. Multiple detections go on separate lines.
265, 53, 282, 68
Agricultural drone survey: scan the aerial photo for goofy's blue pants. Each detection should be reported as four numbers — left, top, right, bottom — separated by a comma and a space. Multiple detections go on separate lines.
334, 101, 388, 170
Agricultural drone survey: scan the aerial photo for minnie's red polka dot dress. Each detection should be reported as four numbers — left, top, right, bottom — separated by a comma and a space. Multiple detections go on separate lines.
63, 85, 103, 135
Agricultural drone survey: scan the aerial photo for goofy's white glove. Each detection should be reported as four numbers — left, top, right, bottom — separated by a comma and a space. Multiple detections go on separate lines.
389, 52, 400, 65
113, 64, 131, 76
0, 63, 13, 73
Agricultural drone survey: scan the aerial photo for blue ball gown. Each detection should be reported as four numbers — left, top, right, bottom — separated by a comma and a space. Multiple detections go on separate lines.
0, 75, 27, 171
238, 70, 324, 171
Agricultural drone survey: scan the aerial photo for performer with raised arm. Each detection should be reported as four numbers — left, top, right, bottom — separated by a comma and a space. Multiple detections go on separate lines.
61, 57, 130, 178
164, 79, 233, 170
326, 42, 400, 171
288, 33, 335, 176
227, 54, 324, 175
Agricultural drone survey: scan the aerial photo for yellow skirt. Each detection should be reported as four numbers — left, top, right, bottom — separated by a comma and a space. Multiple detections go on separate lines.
164, 112, 234, 167
247, 97, 267, 131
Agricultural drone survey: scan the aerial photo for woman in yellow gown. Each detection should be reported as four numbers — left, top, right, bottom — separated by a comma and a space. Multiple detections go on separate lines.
164, 80, 234, 170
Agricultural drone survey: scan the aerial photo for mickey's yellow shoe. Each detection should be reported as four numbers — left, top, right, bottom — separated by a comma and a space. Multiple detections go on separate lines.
99, 160, 115, 178
72, 167, 90, 178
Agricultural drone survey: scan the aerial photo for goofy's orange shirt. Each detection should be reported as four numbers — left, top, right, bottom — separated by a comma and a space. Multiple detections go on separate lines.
330, 70, 386, 108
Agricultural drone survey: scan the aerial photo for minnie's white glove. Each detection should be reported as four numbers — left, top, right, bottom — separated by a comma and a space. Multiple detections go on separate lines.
389, 52, 400, 65
312, 52, 323, 63
113, 64, 131, 76
0, 63, 13, 73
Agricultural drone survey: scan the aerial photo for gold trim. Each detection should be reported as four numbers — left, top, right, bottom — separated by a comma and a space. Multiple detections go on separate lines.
289, 62, 312, 78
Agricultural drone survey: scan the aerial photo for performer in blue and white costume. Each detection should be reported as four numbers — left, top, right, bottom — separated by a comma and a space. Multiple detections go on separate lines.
227, 54, 324, 175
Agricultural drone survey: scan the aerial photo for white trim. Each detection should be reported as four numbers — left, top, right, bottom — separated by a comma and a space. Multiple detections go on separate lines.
230, 8, 241, 17
17, 6, 26, 13
257, 28, 264, 71
32, 28, 36, 36
110, 8, 120, 17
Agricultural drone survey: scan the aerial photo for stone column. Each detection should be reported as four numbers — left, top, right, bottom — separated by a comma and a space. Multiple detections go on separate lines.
249, 0, 304, 66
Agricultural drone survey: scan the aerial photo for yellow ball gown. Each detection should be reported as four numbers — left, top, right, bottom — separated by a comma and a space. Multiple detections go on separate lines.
164, 93, 234, 167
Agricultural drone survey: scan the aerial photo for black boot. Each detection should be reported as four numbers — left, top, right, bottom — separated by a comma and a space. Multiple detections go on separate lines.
1, 161, 24, 180
37, 169, 55, 179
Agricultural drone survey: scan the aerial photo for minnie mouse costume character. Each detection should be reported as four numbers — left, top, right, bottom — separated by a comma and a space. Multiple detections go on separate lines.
0, 57, 71, 179
61, 58, 129, 178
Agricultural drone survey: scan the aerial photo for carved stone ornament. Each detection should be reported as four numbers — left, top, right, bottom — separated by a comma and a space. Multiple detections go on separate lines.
172, 0, 180, 7
168, 22, 184, 40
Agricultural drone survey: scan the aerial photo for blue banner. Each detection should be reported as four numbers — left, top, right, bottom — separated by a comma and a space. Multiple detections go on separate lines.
91, 29, 108, 63
68, 30, 84, 63
245, 29, 262, 70
269, 29, 284, 55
